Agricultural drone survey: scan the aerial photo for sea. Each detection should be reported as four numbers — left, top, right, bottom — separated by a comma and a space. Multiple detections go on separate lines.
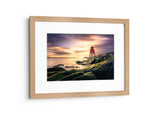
47, 57, 86, 70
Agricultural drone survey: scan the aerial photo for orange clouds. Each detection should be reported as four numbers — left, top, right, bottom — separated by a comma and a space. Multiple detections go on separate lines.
48, 47, 74, 57
47, 34, 114, 58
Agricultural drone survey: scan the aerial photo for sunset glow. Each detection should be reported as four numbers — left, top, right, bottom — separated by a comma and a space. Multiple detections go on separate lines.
47, 34, 114, 58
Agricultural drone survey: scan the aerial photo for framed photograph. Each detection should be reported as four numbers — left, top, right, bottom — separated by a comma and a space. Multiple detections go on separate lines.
30, 16, 129, 99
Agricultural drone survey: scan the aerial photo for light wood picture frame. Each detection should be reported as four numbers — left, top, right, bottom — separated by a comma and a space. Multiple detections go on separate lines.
30, 16, 129, 99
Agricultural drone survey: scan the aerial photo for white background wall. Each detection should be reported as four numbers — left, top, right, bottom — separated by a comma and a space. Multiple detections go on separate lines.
0, 0, 160, 120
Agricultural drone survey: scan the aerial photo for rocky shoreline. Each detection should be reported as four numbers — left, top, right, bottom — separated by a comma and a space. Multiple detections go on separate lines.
47, 52, 114, 81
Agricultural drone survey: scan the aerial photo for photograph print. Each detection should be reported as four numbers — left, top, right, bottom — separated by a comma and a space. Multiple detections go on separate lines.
47, 34, 114, 81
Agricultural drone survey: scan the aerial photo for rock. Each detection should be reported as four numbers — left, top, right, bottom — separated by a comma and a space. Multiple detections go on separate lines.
61, 72, 84, 81
76, 61, 83, 64
47, 70, 75, 81
76, 60, 89, 65
57, 64, 64, 67
47, 72, 64, 81
47, 66, 65, 72
47, 71, 57, 77
92, 62, 114, 79
47, 52, 114, 81
75, 66, 80, 68
74, 72, 96, 80
90, 58, 96, 64
65, 66, 80, 68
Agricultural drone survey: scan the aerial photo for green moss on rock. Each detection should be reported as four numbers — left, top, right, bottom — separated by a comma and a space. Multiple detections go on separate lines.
92, 62, 114, 79
47, 71, 57, 77
47, 66, 65, 72
47, 52, 114, 81
61, 72, 84, 81
47, 72, 64, 81
47, 70, 79, 81
74, 72, 96, 80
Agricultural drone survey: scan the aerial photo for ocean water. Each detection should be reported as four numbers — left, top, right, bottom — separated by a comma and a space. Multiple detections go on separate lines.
47, 57, 86, 70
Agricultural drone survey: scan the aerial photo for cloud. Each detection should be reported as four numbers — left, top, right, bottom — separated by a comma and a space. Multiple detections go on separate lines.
48, 46, 73, 56
53, 51, 72, 55
47, 34, 114, 57
75, 50, 88, 53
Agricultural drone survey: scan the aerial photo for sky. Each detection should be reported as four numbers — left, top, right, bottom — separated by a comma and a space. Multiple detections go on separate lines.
47, 34, 114, 58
